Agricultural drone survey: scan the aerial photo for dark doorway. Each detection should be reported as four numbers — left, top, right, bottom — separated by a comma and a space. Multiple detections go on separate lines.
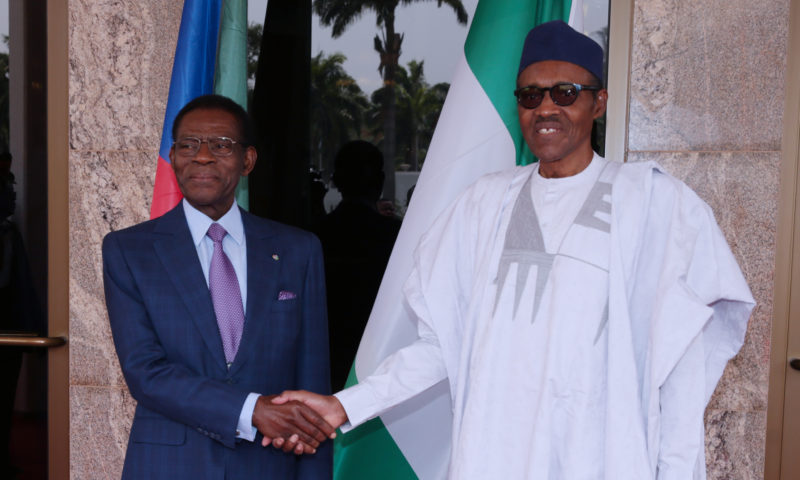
0, 2, 49, 479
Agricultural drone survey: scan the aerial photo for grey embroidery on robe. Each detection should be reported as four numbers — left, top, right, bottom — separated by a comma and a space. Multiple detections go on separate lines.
575, 181, 611, 232
493, 176, 554, 322
493, 167, 614, 332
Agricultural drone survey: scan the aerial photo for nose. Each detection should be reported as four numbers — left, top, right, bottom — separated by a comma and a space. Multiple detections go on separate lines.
192, 141, 216, 164
534, 91, 560, 116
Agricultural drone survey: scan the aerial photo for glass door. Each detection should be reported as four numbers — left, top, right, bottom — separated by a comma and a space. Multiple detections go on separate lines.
0, 1, 68, 478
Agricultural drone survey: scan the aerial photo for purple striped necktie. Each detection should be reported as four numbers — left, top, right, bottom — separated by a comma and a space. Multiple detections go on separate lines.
206, 222, 244, 366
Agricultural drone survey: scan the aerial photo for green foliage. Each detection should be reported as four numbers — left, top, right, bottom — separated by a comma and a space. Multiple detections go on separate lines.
310, 52, 370, 179
313, 0, 468, 38
312, 0, 467, 188
368, 60, 448, 169
395, 60, 448, 170
246, 22, 262, 87
245, 22, 263, 106
246, 14, 455, 176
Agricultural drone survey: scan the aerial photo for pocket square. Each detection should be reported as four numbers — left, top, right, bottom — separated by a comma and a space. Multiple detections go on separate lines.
278, 290, 297, 301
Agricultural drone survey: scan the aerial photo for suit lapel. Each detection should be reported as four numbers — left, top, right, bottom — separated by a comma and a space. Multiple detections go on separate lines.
153, 204, 227, 369
229, 211, 279, 376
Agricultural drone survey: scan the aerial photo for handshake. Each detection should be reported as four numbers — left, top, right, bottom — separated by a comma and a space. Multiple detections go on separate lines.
253, 390, 348, 455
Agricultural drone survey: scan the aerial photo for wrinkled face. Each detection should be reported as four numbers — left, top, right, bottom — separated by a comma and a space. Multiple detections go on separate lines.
169, 108, 256, 220
517, 60, 607, 175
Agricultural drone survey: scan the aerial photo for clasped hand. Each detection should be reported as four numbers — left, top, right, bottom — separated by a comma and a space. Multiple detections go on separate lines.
254, 391, 347, 455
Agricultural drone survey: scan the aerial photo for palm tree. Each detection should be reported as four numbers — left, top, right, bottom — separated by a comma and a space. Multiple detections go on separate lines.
313, 0, 468, 200
309, 52, 370, 180
395, 60, 448, 170
367, 61, 448, 171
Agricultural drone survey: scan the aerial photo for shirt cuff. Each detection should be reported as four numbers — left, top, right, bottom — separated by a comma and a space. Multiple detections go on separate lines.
236, 392, 261, 442
334, 383, 377, 433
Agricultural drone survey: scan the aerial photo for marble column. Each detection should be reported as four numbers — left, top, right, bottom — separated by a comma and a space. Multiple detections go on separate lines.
629, 0, 789, 478
68, 1, 182, 477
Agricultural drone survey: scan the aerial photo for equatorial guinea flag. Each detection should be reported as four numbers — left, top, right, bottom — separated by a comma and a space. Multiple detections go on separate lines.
150, 0, 249, 218
334, 0, 584, 478
213, 0, 249, 210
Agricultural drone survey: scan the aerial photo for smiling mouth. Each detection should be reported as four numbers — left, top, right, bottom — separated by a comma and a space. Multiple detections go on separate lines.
537, 127, 558, 134
189, 175, 218, 183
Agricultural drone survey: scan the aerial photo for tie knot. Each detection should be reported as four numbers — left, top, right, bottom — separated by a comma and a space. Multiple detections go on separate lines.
206, 223, 227, 243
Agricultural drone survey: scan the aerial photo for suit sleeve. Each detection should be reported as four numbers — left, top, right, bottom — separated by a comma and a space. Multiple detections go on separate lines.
103, 232, 248, 449
295, 233, 333, 478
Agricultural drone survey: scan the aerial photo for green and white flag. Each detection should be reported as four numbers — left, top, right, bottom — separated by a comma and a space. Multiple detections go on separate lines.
214, 0, 250, 210
334, 0, 584, 478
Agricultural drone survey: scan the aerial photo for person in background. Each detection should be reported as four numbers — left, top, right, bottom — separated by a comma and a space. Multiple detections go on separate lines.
315, 140, 401, 390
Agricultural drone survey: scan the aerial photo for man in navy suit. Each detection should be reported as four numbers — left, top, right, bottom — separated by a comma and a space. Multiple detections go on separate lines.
103, 94, 334, 479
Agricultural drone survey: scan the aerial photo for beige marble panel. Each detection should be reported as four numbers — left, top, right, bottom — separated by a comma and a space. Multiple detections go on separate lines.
627, 151, 777, 413
628, 0, 789, 152
69, 150, 155, 387
70, 385, 136, 480
69, 0, 182, 151
705, 410, 767, 479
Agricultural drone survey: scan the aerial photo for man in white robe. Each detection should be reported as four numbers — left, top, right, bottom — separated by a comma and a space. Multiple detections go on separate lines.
273, 20, 755, 479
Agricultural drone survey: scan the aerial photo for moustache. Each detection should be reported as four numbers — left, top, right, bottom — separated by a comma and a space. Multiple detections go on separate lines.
534, 115, 563, 125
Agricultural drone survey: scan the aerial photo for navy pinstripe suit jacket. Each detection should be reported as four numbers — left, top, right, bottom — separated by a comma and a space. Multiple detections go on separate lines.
103, 203, 332, 479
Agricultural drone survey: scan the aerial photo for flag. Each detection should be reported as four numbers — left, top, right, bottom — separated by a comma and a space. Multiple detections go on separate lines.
150, 0, 250, 218
334, 1, 584, 478
214, 0, 250, 210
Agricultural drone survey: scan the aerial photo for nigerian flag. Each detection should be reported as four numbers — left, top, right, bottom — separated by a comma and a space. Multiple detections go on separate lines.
334, 0, 584, 478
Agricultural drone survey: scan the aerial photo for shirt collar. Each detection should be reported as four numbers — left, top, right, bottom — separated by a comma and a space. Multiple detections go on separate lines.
533, 151, 604, 185
182, 198, 245, 247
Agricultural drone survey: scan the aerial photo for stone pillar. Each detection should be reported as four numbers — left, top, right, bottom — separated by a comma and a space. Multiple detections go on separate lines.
629, 0, 789, 477
67, 1, 182, 477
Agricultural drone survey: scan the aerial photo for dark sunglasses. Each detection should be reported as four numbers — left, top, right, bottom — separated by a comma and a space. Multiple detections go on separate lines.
513, 83, 601, 109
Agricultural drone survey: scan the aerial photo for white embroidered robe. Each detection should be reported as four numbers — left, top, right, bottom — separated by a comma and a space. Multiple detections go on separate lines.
336, 156, 755, 479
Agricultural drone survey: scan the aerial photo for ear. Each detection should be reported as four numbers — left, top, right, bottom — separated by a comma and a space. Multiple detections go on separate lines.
241, 145, 257, 176
168, 145, 177, 172
592, 89, 608, 120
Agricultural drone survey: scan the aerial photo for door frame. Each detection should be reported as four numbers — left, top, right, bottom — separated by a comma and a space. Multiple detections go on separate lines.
604, 0, 634, 164
47, 0, 69, 477
765, 0, 800, 478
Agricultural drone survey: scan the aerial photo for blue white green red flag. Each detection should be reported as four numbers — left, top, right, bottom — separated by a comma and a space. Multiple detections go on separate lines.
150, 0, 249, 218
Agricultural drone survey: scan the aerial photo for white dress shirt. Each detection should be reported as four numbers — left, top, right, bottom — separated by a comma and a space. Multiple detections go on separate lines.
182, 199, 260, 442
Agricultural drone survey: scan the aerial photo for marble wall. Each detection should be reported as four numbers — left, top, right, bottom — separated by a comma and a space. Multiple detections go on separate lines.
68, 1, 182, 478
629, 0, 789, 478
65, 0, 789, 478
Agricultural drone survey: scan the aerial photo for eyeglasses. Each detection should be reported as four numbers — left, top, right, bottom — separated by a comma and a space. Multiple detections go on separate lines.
172, 136, 245, 157
513, 83, 601, 109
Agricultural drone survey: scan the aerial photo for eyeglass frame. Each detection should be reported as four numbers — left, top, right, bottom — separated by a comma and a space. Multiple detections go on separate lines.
513, 82, 602, 109
171, 136, 248, 157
